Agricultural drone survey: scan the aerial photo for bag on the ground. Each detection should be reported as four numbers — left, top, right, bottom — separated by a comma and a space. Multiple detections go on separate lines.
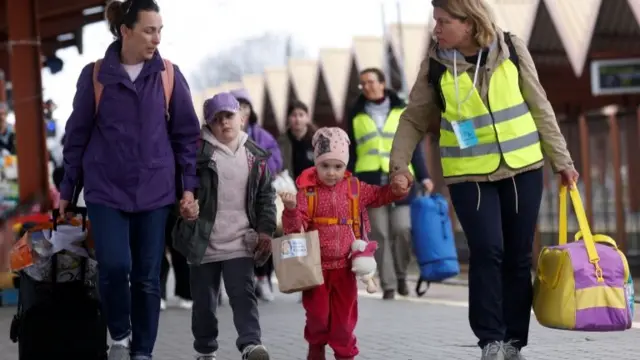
271, 229, 323, 293
533, 185, 634, 331
410, 193, 459, 296
10, 208, 108, 359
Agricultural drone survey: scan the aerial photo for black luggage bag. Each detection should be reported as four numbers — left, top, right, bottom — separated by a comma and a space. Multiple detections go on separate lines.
9, 208, 108, 359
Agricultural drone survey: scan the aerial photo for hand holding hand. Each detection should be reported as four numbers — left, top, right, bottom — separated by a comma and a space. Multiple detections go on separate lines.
279, 192, 297, 209
391, 173, 410, 196
180, 202, 199, 220
180, 191, 195, 206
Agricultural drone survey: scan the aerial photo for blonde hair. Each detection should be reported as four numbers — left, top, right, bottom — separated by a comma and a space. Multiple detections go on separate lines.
432, 0, 497, 48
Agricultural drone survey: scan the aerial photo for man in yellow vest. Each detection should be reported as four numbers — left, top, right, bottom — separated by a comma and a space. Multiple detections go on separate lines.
346, 68, 433, 300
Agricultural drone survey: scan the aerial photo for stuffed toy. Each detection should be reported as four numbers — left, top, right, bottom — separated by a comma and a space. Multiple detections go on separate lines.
351, 239, 378, 293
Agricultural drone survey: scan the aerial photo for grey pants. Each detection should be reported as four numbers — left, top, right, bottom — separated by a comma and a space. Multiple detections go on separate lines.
190, 257, 261, 354
368, 205, 412, 291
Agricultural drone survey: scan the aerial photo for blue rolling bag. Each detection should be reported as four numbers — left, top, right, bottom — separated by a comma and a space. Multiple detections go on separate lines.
410, 193, 460, 296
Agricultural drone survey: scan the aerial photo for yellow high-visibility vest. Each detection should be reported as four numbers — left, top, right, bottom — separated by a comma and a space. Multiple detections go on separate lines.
439, 59, 543, 177
352, 109, 414, 174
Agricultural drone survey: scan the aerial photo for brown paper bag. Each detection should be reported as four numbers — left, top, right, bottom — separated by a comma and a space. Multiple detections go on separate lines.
271, 229, 324, 293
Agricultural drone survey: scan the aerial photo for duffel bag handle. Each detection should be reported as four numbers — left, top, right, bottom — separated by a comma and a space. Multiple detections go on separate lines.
415, 278, 431, 297
558, 184, 603, 282
574, 232, 618, 249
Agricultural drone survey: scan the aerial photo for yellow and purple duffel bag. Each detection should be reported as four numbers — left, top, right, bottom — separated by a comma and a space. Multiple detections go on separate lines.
533, 185, 633, 331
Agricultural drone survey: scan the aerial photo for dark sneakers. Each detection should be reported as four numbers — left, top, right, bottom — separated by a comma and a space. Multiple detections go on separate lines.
383, 279, 409, 299
397, 279, 409, 296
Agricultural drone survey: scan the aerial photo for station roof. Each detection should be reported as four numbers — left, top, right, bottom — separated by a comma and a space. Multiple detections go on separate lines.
0, 0, 106, 57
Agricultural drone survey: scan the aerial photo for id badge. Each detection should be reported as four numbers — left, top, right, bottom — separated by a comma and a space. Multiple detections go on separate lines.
451, 120, 478, 149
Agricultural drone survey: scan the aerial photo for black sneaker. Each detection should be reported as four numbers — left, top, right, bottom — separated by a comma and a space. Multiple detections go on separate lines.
397, 279, 409, 296
382, 289, 395, 300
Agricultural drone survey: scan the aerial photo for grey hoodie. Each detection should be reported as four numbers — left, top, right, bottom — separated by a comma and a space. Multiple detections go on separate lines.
200, 127, 258, 263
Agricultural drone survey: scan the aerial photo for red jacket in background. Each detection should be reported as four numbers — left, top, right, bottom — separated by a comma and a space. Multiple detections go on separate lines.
282, 167, 405, 270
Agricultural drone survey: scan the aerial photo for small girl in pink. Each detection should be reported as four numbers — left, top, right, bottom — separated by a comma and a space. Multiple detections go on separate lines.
280, 127, 409, 359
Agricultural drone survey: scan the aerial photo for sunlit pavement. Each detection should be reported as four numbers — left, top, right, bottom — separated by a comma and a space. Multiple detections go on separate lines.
0, 282, 638, 359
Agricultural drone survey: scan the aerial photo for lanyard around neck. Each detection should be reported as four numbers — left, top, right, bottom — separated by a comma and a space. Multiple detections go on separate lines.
453, 51, 483, 121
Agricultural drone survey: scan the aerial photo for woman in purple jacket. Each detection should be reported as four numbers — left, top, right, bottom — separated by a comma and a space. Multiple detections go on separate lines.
59, 1, 200, 359
231, 89, 282, 302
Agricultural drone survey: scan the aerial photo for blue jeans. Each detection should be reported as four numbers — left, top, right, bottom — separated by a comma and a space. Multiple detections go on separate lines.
87, 203, 170, 358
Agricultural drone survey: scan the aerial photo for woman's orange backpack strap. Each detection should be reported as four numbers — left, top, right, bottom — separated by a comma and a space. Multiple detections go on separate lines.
92, 58, 175, 118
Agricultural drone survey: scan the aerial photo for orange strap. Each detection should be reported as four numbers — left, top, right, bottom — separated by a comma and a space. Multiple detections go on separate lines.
306, 177, 361, 238
93, 58, 175, 117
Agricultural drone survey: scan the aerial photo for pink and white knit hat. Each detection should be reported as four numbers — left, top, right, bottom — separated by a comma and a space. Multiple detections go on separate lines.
312, 127, 350, 165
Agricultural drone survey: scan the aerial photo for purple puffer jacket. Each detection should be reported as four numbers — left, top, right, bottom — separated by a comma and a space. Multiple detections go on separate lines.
247, 124, 283, 175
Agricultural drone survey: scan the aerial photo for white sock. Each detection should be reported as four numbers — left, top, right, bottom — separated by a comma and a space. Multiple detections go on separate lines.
112, 336, 130, 347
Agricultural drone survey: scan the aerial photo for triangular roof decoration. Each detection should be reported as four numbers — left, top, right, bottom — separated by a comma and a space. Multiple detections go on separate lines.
494, 0, 540, 44
352, 36, 385, 71
543, 0, 602, 76
629, 0, 640, 25
288, 59, 319, 117
319, 48, 351, 121
263, 67, 289, 133
241, 74, 265, 124
483, 0, 508, 30
387, 23, 430, 89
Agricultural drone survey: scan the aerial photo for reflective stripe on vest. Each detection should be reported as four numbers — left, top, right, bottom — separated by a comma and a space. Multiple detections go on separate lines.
438, 59, 543, 177
352, 109, 414, 175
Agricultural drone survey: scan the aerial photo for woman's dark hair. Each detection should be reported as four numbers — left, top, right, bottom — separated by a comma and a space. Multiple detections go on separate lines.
287, 100, 309, 117
105, 0, 160, 39
238, 98, 259, 125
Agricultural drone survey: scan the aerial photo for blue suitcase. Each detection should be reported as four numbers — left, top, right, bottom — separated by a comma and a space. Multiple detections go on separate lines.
410, 193, 460, 296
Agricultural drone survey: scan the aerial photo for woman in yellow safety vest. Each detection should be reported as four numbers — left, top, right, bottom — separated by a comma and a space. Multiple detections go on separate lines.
389, 1, 578, 360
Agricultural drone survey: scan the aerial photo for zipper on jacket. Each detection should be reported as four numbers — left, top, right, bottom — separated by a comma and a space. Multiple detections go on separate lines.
245, 160, 260, 226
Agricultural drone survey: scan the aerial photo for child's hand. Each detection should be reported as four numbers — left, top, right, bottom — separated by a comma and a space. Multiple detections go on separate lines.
254, 233, 272, 266
279, 192, 297, 209
180, 200, 199, 220
391, 173, 410, 196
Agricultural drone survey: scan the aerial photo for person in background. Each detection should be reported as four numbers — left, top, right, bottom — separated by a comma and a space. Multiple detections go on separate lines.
389, 1, 577, 358
231, 88, 282, 302
278, 100, 318, 180
59, 1, 200, 359
231, 88, 283, 175
159, 211, 192, 310
173, 92, 275, 360
346, 67, 434, 300
52, 134, 66, 190
0, 102, 15, 154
